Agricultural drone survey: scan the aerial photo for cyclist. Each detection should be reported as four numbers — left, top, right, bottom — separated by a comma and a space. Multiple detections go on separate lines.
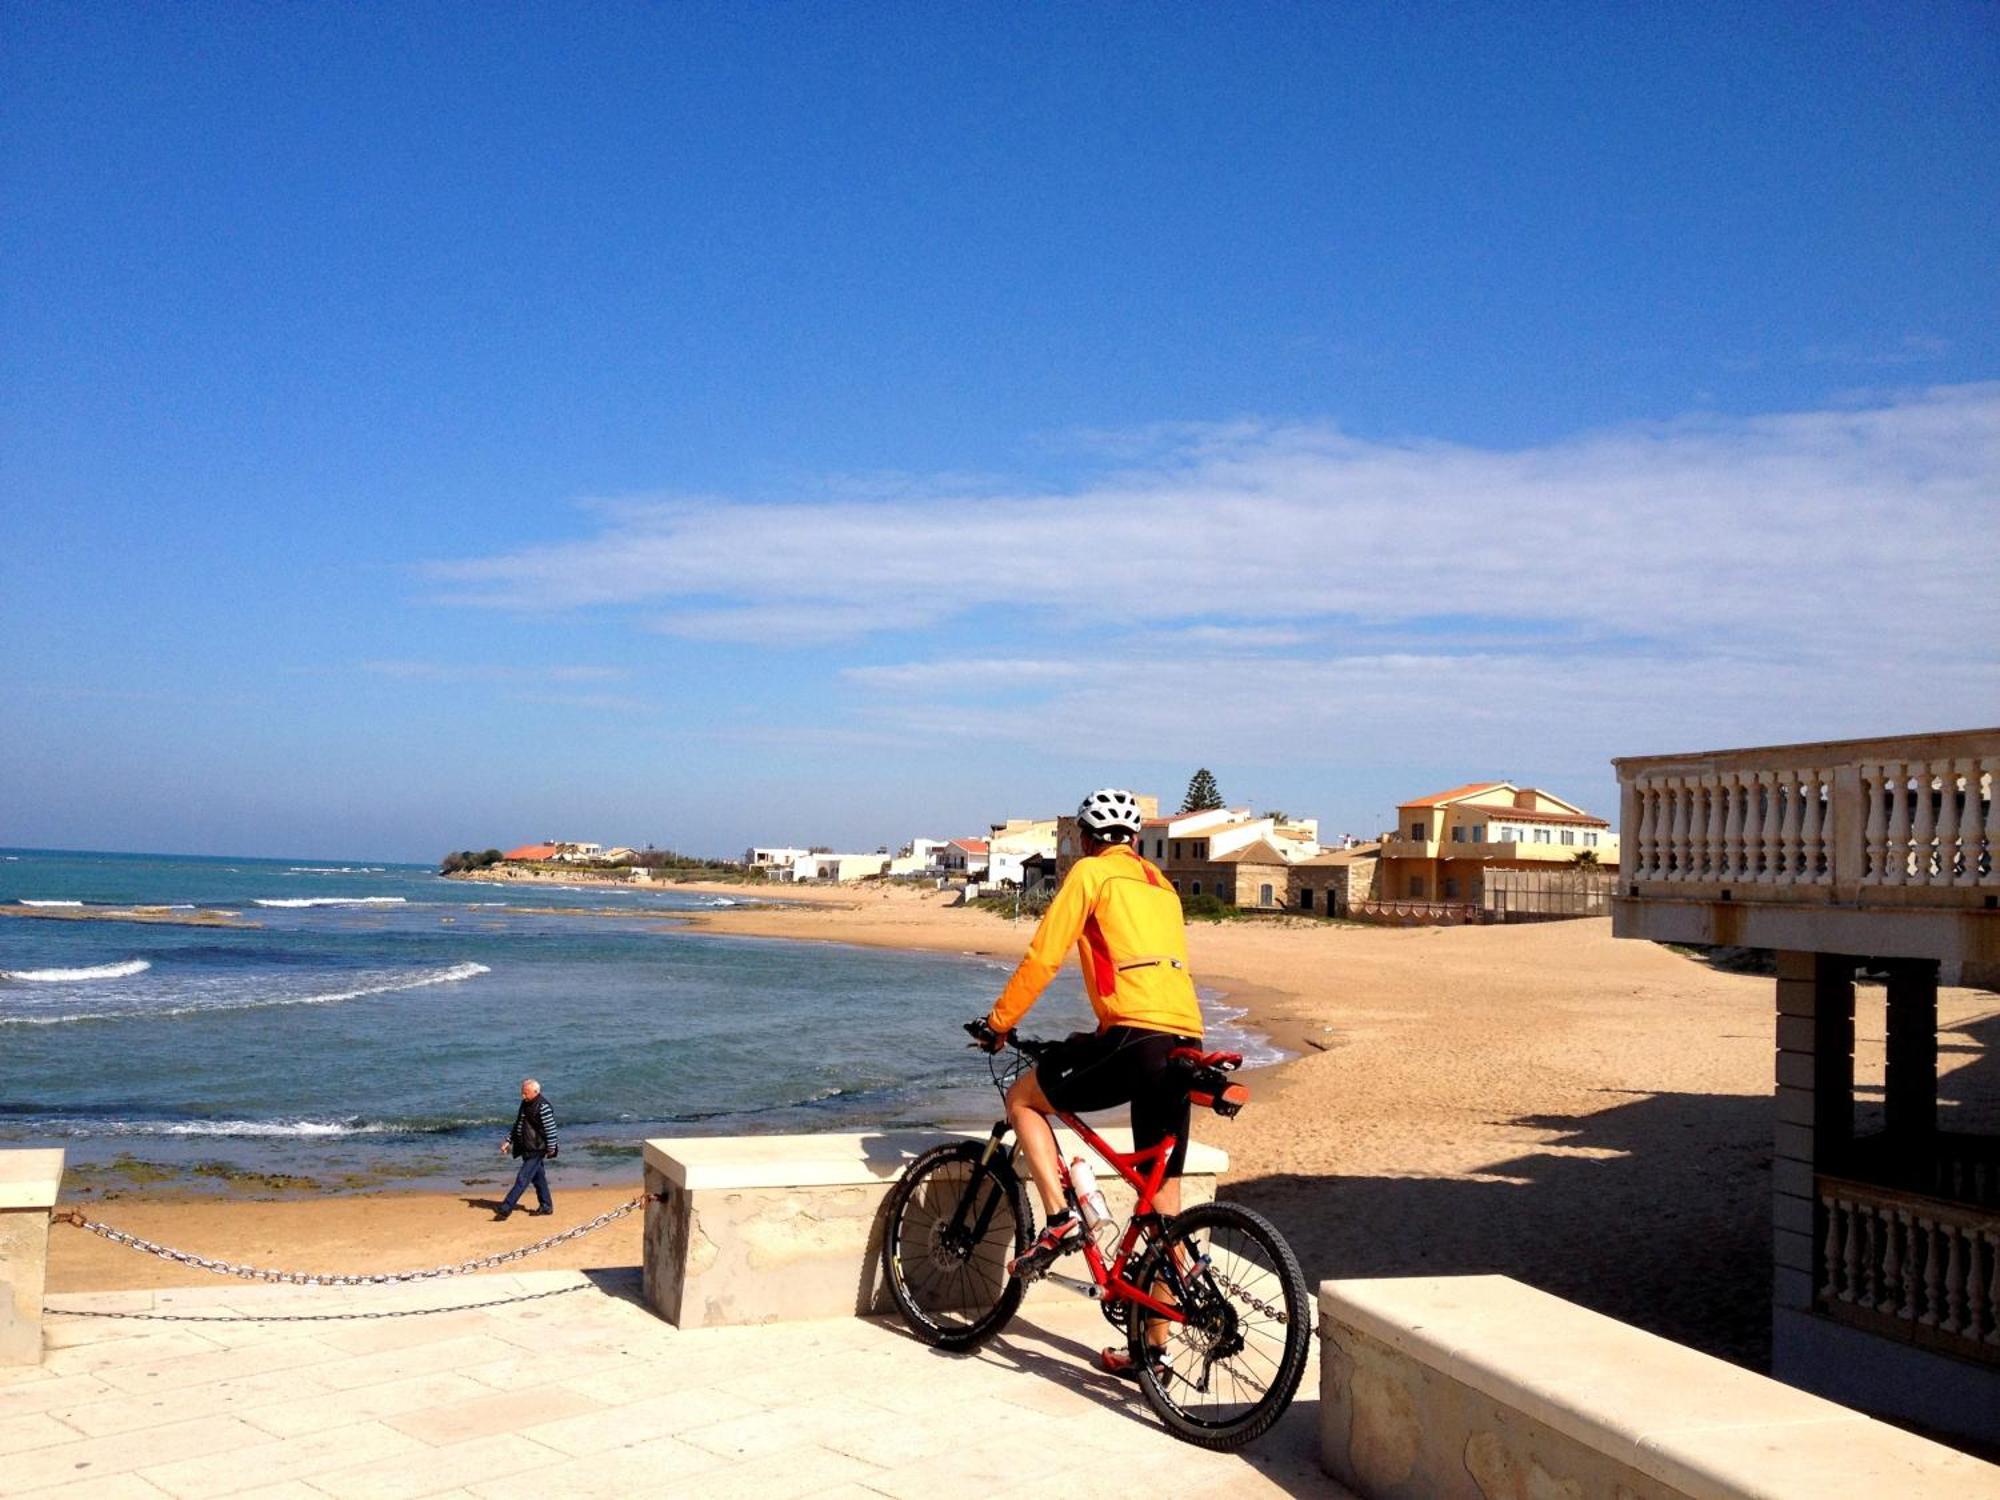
972, 787, 1204, 1342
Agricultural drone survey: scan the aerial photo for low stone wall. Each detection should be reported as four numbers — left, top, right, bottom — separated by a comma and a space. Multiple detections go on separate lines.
644, 1128, 1225, 1329
1319, 1274, 2000, 1500
0, 1149, 64, 1366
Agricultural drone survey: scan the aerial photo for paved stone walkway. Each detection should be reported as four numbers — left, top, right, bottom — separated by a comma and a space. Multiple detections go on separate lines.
0, 1272, 1341, 1498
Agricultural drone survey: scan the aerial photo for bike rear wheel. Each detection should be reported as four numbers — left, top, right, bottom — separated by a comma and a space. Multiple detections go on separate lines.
1124, 1200, 1311, 1450
882, 1138, 1031, 1352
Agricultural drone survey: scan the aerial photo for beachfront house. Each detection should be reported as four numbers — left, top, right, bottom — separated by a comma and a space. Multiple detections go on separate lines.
745, 847, 812, 876
887, 838, 951, 878
939, 838, 989, 879
986, 818, 1059, 888
1292, 842, 1383, 916
501, 842, 561, 863
1611, 728, 1999, 1448
793, 851, 890, 882
1377, 782, 1618, 905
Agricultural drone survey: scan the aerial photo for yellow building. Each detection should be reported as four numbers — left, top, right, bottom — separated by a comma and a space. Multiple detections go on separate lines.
1377, 781, 1619, 903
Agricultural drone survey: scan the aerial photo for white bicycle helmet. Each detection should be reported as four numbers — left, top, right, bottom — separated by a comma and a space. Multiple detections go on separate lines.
1077, 787, 1144, 841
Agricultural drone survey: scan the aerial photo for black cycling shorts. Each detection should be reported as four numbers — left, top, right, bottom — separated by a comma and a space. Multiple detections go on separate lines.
1035, 1025, 1201, 1177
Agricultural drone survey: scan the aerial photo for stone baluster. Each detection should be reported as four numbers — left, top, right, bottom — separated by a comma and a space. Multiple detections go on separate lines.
1820, 1193, 1842, 1301
1687, 778, 1709, 881
1776, 767, 1801, 884
1670, 778, 1692, 881
1720, 772, 1744, 881
1900, 1210, 1921, 1320
1761, 772, 1785, 885
1741, 770, 1765, 881
1633, 781, 1654, 879
1707, 775, 1730, 879
1800, 769, 1827, 883
1966, 1231, 1988, 1343
1920, 1216, 1942, 1326
1862, 763, 1887, 882
1911, 762, 1938, 884
1883, 762, 1910, 886
1859, 1208, 1880, 1305
1954, 760, 1981, 887
1935, 762, 1962, 885
1943, 1225, 1966, 1335
1976, 764, 1992, 880
1878, 1206, 1903, 1314
1839, 1197, 1859, 1302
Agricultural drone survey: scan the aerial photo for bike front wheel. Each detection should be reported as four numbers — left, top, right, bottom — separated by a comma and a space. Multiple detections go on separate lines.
882, 1138, 1031, 1352
1124, 1200, 1311, 1450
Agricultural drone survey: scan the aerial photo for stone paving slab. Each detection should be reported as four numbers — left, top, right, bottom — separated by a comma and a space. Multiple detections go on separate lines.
3, 1270, 1341, 1498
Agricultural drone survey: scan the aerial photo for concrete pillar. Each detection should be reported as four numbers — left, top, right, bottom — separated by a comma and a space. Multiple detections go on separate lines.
1772, 952, 1853, 1315
1882, 958, 1940, 1158
0, 1150, 65, 1366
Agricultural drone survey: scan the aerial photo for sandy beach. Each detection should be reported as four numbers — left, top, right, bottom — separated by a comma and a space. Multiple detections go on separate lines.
46, 881, 1997, 1373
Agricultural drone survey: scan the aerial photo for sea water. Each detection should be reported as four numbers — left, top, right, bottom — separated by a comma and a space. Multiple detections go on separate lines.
0, 849, 1282, 1194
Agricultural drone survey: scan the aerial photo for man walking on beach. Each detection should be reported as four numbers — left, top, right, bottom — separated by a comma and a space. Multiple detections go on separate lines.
496, 1078, 558, 1221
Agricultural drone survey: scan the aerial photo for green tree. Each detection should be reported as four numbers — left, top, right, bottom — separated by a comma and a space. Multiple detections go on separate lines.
1181, 768, 1224, 813
1572, 848, 1602, 868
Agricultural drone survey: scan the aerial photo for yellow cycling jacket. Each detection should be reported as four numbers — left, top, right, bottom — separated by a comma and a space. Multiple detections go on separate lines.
987, 845, 1202, 1038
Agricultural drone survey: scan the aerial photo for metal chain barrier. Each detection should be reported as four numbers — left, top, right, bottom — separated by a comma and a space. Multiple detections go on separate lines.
49, 1284, 590, 1323
53, 1194, 647, 1286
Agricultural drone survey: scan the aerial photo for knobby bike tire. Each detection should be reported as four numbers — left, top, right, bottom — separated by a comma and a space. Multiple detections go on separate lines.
882, 1139, 1032, 1352
1125, 1200, 1311, 1450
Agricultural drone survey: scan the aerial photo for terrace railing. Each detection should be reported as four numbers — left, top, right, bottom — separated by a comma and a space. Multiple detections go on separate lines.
1817, 1175, 2000, 1367
1616, 730, 2000, 905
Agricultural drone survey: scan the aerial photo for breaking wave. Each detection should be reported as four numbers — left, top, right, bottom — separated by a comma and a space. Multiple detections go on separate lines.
17, 899, 84, 908
1, 959, 152, 983
252, 896, 408, 909
0, 960, 490, 1025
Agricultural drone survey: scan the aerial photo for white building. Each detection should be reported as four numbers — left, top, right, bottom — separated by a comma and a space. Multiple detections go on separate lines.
745, 846, 813, 875
887, 838, 951, 877
1138, 808, 1321, 867
793, 852, 891, 882
939, 838, 989, 879
986, 818, 1059, 888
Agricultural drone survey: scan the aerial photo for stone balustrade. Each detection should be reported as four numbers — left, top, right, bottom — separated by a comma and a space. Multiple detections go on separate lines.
1623, 734, 1999, 893
1818, 1175, 2000, 1367
1613, 729, 2000, 970
0, 1149, 64, 1366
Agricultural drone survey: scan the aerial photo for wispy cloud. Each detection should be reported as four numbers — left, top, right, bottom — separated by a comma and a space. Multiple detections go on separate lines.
429, 384, 2000, 664
423, 386, 2000, 781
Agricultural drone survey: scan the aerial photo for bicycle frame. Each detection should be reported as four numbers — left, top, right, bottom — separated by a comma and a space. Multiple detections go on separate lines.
974, 1111, 1189, 1324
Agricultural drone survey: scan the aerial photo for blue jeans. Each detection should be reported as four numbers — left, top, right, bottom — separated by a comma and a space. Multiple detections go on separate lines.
501, 1152, 551, 1213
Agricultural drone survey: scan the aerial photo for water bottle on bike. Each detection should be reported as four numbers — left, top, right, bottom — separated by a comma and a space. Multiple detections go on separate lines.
1068, 1156, 1121, 1255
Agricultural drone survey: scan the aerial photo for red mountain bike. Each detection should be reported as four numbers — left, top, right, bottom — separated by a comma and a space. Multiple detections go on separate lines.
881, 1025, 1310, 1451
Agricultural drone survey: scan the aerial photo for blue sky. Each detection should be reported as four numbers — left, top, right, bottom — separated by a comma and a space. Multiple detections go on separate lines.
3, 4, 1996, 861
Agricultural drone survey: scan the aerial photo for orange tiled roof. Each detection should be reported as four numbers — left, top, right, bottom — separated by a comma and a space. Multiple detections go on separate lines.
503, 843, 560, 861
950, 838, 989, 854
1402, 781, 1509, 808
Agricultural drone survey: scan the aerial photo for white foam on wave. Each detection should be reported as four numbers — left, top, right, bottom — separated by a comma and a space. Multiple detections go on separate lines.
18, 899, 84, 908
253, 896, 408, 909
0, 960, 490, 1025
1, 959, 152, 983
287, 866, 387, 874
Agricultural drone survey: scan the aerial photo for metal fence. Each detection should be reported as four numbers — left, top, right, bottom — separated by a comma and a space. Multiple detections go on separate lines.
1481, 868, 1616, 921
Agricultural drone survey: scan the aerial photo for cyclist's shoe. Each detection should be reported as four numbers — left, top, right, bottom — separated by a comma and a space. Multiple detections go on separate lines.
1099, 1345, 1166, 1381
1007, 1212, 1083, 1281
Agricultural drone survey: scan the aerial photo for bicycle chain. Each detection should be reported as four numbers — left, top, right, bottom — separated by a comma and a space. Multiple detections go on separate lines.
54, 1195, 645, 1285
